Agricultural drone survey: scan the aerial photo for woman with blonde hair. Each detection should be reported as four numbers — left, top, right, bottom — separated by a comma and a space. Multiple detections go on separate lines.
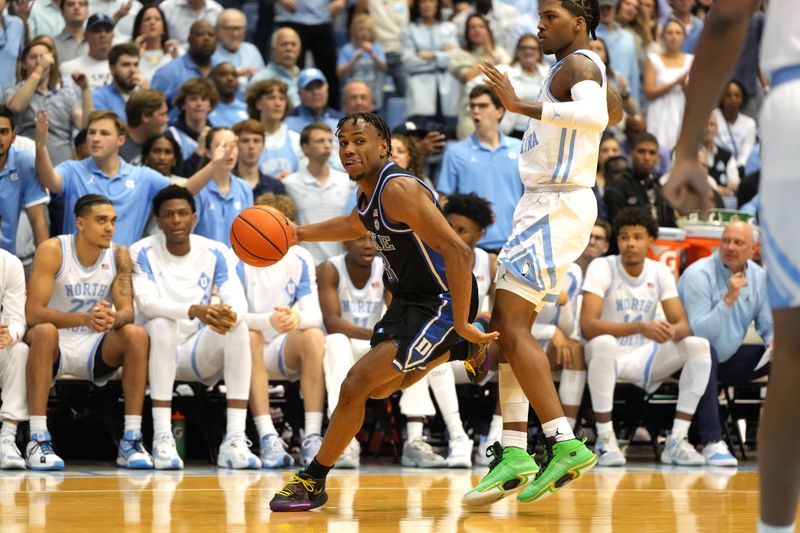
5, 36, 93, 165
337, 14, 388, 110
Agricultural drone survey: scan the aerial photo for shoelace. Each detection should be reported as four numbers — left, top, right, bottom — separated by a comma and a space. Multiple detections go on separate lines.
276, 473, 316, 497
534, 443, 554, 480
485, 442, 505, 470
124, 438, 147, 455
29, 440, 57, 457
265, 435, 288, 451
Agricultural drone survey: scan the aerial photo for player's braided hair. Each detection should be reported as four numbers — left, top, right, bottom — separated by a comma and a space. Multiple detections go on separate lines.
561, 0, 600, 40
336, 112, 393, 158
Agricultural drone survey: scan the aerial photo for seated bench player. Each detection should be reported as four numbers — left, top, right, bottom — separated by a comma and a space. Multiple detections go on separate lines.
25, 194, 152, 470
581, 207, 712, 466
237, 193, 328, 468
130, 185, 260, 470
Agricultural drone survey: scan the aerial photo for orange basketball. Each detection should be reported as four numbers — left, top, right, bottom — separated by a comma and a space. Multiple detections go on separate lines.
230, 205, 293, 267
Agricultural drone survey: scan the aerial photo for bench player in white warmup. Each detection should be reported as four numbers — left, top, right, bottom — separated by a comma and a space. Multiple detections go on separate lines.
580, 207, 712, 466
0, 250, 30, 469
237, 193, 327, 469
130, 185, 260, 470
25, 194, 152, 470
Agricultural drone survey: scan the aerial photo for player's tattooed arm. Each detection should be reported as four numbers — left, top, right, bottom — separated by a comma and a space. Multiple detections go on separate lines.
111, 245, 135, 328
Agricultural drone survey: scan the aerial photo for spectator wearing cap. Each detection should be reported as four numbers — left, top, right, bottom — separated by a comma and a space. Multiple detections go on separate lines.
88, 0, 142, 45
93, 42, 145, 123
285, 69, 343, 135
248, 27, 302, 108
60, 13, 115, 91
208, 62, 248, 128
159, 0, 222, 49
274, 0, 342, 109
152, 20, 216, 123
212, 8, 264, 87
54, 0, 90, 63
595, 0, 641, 110
26, 0, 64, 39
0, 0, 26, 91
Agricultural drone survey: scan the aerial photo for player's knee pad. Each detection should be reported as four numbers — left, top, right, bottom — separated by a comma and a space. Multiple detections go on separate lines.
558, 368, 586, 407
680, 336, 712, 362
499, 363, 528, 423
585, 335, 618, 364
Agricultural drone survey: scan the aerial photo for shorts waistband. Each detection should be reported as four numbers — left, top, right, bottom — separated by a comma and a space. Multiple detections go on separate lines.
771, 65, 800, 90
525, 185, 590, 194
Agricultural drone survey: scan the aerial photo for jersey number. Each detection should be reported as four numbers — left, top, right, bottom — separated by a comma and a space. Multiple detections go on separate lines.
67, 298, 98, 314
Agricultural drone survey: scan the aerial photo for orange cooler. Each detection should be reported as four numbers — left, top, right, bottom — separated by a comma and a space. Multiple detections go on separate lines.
649, 227, 688, 279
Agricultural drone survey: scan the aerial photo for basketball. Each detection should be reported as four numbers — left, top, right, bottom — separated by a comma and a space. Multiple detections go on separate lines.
230, 205, 293, 267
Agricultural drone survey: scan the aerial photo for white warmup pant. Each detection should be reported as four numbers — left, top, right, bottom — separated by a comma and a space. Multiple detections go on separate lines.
585, 334, 711, 415
323, 333, 372, 416
0, 343, 28, 421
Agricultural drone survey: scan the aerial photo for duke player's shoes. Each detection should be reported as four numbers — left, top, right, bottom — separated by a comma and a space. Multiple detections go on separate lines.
260, 434, 295, 469
595, 432, 626, 466
26, 432, 65, 471
0, 435, 26, 470
702, 440, 738, 467
517, 437, 597, 503
217, 432, 262, 469
335, 438, 360, 469
446, 434, 473, 468
117, 431, 154, 469
660, 435, 705, 466
269, 471, 328, 512
301, 433, 324, 467
401, 438, 446, 468
152, 433, 184, 470
463, 443, 539, 507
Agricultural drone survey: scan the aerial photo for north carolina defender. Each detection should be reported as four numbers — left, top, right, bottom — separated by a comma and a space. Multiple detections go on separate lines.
0, 250, 30, 469
467, 0, 623, 506
319, 233, 386, 468
237, 193, 327, 470
131, 185, 259, 470
25, 194, 152, 470
581, 208, 711, 467
665, 1, 800, 530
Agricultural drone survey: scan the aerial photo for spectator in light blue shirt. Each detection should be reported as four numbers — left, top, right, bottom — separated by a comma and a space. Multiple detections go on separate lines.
211, 9, 265, 91
193, 127, 253, 246
248, 28, 302, 108
34, 109, 226, 245
437, 85, 523, 252
152, 21, 216, 123
285, 69, 343, 135
93, 43, 144, 124
208, 63, 248, 128
679, 221, 772, 464
595, 0, 642, 111
0, 5, 26, 92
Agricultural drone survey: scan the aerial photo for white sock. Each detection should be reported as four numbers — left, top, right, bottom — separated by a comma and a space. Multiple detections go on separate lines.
254, 414, 277, 439
671, 418, 691, 441
501, 429, 527, 449
226, 408, 247, 435
30, 416, 48, 435
542, 417, 575, 442
758, 520, 796, 533
305, 411, 323, 436
596, 420, 614, 437
488, 414, 503, 440
124, 415, 142, 434
443, 412, 467, 440
566, 416, 577, 430
152, 408, 172, 437
407, 421, 423, 442
0, 421, 17, 439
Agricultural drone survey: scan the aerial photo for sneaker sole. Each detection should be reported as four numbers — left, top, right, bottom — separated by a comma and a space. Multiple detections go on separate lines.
269, 492, 328, 512
462, 470, 538, 507
28, 463, 64, 471
517, 454, 598, 503
154, 458, 184, 470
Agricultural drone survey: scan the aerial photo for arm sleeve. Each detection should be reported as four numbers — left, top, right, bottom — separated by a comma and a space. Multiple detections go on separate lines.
131, 247, 192, 320
677, 266, 731, 340
295, 254, 324, 330
2, 254, 27, 344
540, 80, 609, 133
214, 248, 249, 320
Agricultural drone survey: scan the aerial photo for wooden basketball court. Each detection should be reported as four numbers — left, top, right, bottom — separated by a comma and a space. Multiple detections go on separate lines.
0, 464, 776, 532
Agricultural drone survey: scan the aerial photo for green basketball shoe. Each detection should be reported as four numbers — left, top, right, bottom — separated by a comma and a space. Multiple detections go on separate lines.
516, 437, 597, 503
463, 442, 540, 507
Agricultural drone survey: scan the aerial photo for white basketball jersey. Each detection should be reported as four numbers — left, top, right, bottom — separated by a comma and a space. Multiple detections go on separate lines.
518, 49, 606, 190
50, 234, 116, 338
329, 253, 385, 329
473, 248, 492, 305
582, 256, 677, 348
130, 233, 247, 342
761, 0, 800, 76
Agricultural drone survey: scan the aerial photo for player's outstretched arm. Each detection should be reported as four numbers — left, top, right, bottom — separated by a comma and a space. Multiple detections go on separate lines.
664, 0, 757, 212
26, 239, 98, 330
381, 178, 499, 345
293, 208, 366, 244
317, 261, 373, 340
